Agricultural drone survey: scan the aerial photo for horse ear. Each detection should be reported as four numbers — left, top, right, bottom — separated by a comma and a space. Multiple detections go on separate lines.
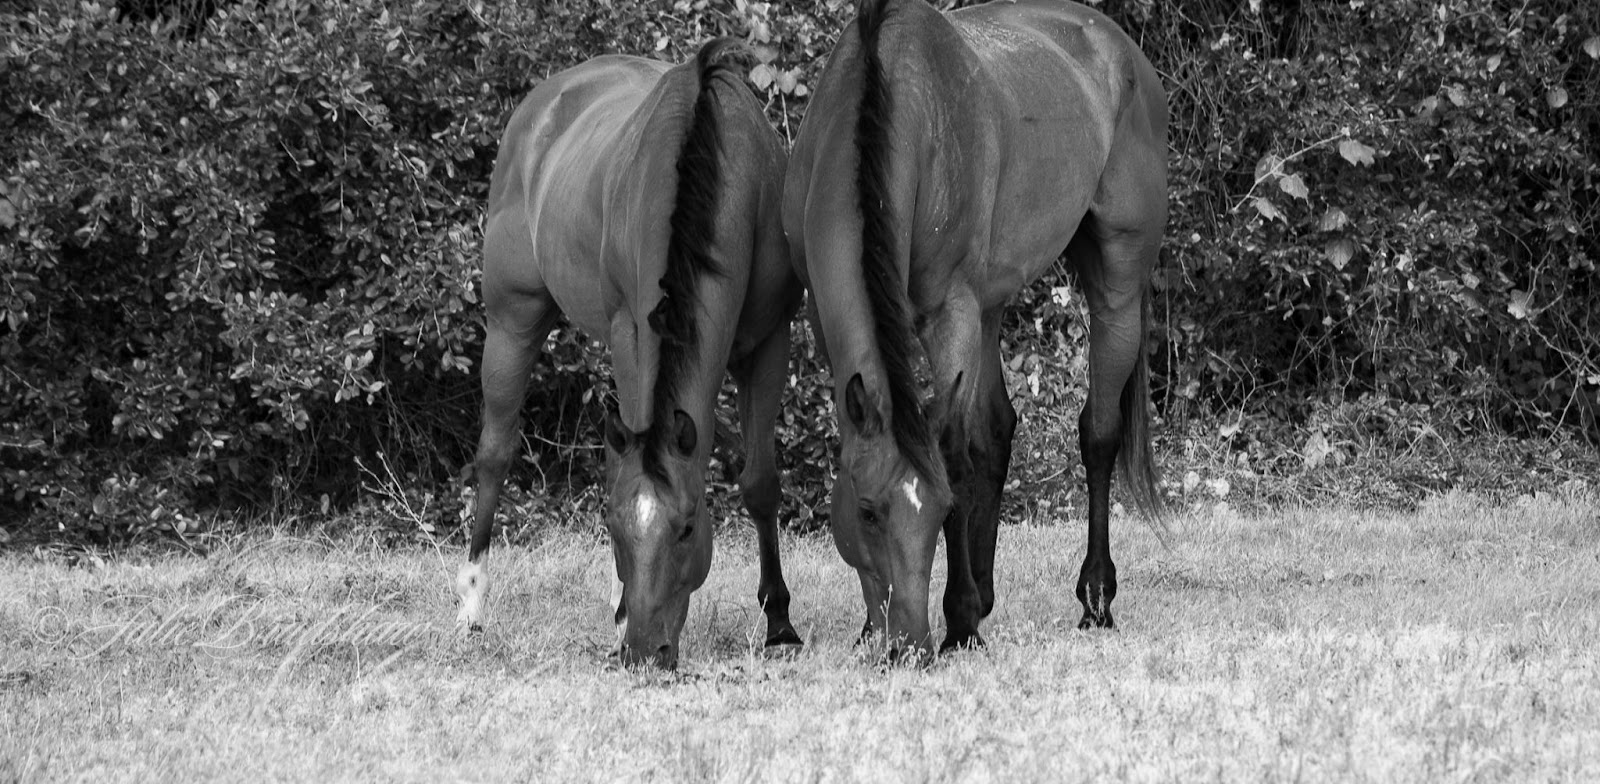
604, 406, 631, 453
670, 409, 697, 456
844, 372, 883, 437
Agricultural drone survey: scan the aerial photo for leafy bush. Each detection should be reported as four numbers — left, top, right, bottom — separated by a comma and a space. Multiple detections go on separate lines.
3, 0, 544, 537
2, 0, 1596, 541
1116, 0, 1600, 438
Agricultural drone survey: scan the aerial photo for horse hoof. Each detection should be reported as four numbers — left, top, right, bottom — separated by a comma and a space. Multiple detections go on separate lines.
939, 630, 986, 653
1076, 612, 1115, 630
854, 621, 880, 648
762, 640, 805, 659
764, 628, 805, 651
882, 645, 934, 670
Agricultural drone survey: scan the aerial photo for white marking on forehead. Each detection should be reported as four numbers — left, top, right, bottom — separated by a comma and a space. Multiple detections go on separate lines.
902, 476, 923, 513
634, 490, 663, 532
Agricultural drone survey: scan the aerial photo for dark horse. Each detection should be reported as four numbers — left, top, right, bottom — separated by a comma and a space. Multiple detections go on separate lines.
782, 0, 1167, 658
459, 39, 804, 669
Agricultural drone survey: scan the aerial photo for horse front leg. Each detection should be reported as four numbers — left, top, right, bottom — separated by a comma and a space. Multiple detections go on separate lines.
968, 322, 1018, 622
921, 294, 990, 653
934, 315, 1018, 650
733, 320, 803, 650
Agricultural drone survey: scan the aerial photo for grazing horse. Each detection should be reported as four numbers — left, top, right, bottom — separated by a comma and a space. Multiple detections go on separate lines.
458, 39, 804, 670
782, 0, 1167, 658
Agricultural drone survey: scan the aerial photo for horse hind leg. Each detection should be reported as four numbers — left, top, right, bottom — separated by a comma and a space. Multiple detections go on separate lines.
458, 292, 558, 633
1069, 223, 1158, 630
732, 321, 803, 651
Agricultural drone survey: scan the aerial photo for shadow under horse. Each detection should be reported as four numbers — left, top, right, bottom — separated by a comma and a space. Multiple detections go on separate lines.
459, 39, 804, 670
783, 0, 1168, 659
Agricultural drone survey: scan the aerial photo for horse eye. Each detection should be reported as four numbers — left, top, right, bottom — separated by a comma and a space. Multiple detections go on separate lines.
858, 505, 880, 526
678, 524, 695, 543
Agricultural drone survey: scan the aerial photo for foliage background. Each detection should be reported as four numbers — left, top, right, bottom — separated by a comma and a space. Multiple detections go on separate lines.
1, 0, 1597, 541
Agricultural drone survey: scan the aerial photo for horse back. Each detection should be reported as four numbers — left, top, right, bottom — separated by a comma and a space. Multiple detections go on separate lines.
483, 56, 670, 335
956, 1, 1167, 212
935, 0, 1167, 298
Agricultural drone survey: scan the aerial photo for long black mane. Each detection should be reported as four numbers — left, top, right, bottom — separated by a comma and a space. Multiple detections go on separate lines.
855, 0, 939, 481
642, 38, 740, 483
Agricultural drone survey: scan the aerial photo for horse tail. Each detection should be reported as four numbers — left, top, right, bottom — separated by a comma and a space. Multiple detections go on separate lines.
857, 0, 893, 33
1118, 288, 1169, 537
692, 36, 745, 82
643, 38, 738, 481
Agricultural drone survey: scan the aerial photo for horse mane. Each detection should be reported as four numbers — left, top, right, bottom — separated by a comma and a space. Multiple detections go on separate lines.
855, 0, 940, 481
641, 38, 741, 483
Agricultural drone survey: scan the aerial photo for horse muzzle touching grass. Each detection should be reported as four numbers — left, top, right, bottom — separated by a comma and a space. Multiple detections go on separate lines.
784, 0, 1170, 658
602, 410, 714, 671
828, 374, 955, 662
456, 38, 804, 669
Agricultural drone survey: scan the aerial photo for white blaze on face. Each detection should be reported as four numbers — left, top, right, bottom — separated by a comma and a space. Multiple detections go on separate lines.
902, 476, 923, 514
613, 487, 665, 645
455, 558, 488, 630
635, 490, 663, 534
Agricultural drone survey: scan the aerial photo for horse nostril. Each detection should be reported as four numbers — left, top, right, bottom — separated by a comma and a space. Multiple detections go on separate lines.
656, 644, 676, 668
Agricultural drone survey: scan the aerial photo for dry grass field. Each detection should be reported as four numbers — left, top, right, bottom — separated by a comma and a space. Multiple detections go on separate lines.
3, 488, 1597, 782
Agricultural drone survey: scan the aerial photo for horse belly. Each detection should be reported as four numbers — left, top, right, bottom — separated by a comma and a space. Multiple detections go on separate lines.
983, 130, 1096, 297
533, 222, 611, 337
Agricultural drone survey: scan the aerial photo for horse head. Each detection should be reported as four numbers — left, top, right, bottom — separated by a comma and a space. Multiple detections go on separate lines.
828, 371, 952, 663
602, 406, 713, 670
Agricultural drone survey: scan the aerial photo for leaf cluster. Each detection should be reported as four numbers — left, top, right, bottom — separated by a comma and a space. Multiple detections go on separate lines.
2, 0, 1596, 541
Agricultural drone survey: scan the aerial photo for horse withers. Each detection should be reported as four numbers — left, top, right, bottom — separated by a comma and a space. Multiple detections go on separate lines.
782, 0, 1168, 660
459, 39, 804, 670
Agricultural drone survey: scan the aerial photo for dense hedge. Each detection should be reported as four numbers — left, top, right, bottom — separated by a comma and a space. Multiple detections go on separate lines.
1132, 0, 1600, 437
2, 0, 1596, 539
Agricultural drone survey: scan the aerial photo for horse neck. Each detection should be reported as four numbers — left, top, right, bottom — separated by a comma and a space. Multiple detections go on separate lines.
605, 62, 741, 445
803, 4, 987, 463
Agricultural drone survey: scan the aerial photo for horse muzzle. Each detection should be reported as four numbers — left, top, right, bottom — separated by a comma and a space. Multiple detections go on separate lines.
618, 640, 678, 670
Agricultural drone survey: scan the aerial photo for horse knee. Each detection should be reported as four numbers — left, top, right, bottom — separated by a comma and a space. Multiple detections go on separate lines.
739, 466, 780, 521
474, 428, 521, 483
938, 419, 976, 486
